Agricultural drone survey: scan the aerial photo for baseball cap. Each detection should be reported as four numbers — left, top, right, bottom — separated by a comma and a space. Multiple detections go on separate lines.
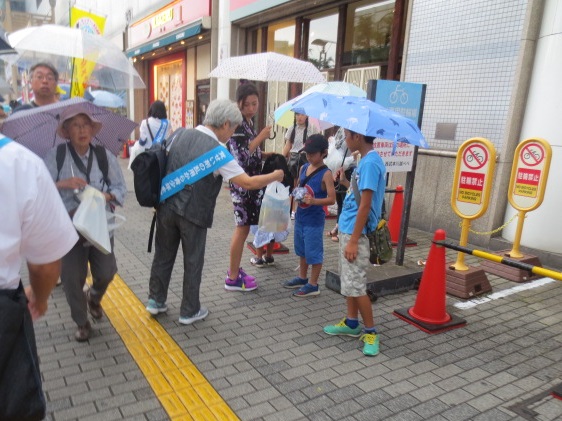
302, 134, 329, 153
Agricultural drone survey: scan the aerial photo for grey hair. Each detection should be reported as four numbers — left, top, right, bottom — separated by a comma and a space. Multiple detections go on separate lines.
203, 99, 243, 128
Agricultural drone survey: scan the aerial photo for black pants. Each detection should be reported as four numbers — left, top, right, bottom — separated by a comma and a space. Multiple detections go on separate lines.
0, 283, 46, 421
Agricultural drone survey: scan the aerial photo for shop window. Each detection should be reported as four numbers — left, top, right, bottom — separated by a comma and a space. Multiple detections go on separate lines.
343, 0, 394, 66
268, 21, 295, 55
308, 13, 338, 70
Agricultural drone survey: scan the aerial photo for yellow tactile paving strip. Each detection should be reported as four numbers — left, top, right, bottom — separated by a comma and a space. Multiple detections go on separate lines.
102, 274, 240, 421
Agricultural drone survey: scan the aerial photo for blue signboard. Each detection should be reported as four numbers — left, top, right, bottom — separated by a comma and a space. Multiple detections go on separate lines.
373, 80, 425, 127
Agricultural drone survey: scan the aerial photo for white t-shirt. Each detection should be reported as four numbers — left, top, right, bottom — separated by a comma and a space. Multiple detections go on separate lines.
139, 117, 172, 149
285, 124, 319, 153
0, 138, 78, 290
195, 125, 245, 181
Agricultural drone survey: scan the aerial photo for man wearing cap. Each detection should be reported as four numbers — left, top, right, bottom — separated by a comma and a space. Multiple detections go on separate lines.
29, 62, 59, 107
43, 105, 126, 342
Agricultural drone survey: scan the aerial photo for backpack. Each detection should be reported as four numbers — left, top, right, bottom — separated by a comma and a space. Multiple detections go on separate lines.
130, 141, 168, 208
56, 143, 110, 187
130, 128, 182, 252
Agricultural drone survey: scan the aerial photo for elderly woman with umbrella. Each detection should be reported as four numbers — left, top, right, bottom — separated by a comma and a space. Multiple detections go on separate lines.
43, 104, 127, 342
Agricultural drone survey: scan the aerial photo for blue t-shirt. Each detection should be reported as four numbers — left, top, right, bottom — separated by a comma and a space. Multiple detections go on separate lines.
338, 150, 386, 235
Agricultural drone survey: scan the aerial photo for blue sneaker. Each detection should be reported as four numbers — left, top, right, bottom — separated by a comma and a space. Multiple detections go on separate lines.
360, 332, 380, 356
293, 283, 320, 297
146, 299, 167, 315
178, 306, 209, 325
282, 277, 308, 289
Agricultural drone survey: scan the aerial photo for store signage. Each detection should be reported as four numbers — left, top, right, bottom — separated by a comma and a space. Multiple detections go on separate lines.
129, 0, 210, 49
451, 138, 496, 219
508, 138, 551, 211
372, 80, 426, 172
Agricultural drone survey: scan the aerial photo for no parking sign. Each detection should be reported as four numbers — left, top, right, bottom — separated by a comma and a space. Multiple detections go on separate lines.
508, 138, 551, 211
451, 138, 496, 219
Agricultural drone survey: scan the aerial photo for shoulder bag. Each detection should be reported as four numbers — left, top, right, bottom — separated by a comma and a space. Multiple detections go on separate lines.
351, 173, 393, 265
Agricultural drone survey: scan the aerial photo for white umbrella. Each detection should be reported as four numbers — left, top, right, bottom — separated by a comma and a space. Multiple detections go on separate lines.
209, 52, 326, 84
7, 25, 145, 90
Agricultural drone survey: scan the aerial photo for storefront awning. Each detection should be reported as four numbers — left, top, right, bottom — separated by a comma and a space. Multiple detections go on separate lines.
126, 21, 203, 58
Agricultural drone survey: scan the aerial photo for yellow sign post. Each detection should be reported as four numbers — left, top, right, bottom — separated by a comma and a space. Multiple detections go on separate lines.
450, 138, 496, 270
506, 138, 552, 258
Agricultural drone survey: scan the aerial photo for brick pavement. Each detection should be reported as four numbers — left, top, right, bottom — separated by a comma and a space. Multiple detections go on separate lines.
35, 158, 562, 420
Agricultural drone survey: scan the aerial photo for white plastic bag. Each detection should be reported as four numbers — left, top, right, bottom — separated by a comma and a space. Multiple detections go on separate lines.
73, 186, 111, 254
258, 181, 290, 233
128, 141, 145, 170
324, 142, 344, 173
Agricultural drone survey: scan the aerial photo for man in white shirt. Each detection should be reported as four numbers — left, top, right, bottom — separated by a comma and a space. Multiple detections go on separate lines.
0, 136, 78, 420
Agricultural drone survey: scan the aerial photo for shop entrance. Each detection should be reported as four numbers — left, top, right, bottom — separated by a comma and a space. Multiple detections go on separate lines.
150, 52, 186, 132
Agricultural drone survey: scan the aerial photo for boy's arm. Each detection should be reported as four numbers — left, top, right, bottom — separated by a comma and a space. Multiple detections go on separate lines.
344, 189, 374, 263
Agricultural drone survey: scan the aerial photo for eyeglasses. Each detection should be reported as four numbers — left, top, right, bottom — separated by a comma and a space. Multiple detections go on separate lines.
68, 122, 93, 131
33, 73, 56, 82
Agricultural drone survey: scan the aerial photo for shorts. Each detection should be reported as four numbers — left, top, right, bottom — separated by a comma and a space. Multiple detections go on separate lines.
293, 220, 324, 265
339, 233, 372, 297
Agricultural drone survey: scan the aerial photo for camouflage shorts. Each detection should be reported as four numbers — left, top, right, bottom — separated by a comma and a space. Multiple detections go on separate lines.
339, 233, 372, 297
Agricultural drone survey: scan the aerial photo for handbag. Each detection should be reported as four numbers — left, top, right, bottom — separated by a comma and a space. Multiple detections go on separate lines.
0, 284, 46, 421
351, 173, 393, 265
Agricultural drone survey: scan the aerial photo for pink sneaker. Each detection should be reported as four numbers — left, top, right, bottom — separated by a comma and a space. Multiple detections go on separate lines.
225, 271, 258, 291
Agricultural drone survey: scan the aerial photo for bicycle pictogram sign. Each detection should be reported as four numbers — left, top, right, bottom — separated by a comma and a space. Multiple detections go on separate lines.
463, 144, 488, 170
520, 143, 544, 167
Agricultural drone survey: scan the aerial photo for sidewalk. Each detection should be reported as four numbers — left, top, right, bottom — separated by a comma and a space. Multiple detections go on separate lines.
35, 158, 562, 421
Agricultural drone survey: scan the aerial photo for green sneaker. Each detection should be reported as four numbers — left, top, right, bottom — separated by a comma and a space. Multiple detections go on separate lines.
323, 318, 362, 337
360, 332, 380, 356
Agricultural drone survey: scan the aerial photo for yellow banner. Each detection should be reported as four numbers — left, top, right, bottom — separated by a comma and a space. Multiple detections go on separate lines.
70, 7, 106, 98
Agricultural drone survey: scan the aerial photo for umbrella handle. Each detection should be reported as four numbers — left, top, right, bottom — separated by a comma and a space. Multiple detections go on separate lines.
269, 129, 277, 140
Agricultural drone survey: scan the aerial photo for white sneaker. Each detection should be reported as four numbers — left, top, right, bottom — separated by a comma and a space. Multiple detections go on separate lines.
178, 307, 209, 325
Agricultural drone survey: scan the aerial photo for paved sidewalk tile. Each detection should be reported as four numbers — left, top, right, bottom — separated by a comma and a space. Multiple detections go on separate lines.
32, 159, 562, 420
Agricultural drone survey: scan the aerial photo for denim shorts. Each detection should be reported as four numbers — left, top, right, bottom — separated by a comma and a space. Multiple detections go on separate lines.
293, 221, 324, 265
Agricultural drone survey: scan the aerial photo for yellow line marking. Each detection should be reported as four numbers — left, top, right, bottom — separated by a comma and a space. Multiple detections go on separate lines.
101, 274, 240, 421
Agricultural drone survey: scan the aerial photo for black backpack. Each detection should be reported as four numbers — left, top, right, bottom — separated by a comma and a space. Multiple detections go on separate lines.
130, 142, 168, 208
130, 128, 182, 252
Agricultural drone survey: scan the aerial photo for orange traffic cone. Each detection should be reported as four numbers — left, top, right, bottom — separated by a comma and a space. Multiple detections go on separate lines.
121, 142, 129, 159
388, 185, 404, 244
393, 229, 466, 333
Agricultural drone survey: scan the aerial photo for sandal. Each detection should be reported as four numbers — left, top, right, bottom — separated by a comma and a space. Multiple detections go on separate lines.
331, 234, 339, 242
326, 227, 338, 238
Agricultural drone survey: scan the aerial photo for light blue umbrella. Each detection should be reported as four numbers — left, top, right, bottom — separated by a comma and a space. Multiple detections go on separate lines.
290, 92, 428, 148
274, 81, 366, 129
88, 90, 125, 108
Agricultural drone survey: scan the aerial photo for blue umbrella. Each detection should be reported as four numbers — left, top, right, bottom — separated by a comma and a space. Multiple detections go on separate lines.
290, 92, 428, 148
88, 90, 125, 108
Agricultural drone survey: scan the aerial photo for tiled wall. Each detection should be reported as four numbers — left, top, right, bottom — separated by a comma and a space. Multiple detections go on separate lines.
404, 0, 528, 151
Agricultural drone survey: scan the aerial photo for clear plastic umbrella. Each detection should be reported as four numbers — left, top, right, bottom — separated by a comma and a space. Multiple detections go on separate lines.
6, 25, 145, 90
209, 52, 326, 84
